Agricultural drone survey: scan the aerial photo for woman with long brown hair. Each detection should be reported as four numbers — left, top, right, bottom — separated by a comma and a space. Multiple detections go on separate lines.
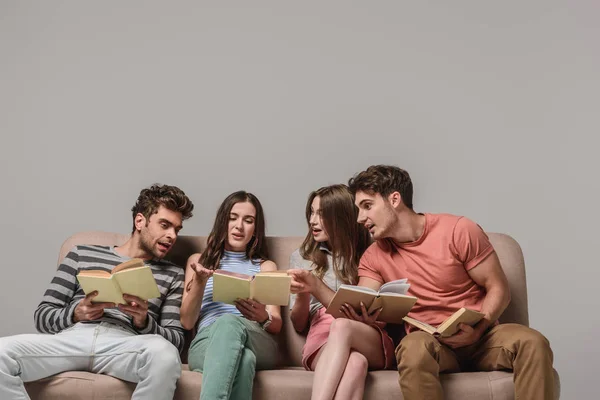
288, 184, 396, 400
180, 191, 281, 400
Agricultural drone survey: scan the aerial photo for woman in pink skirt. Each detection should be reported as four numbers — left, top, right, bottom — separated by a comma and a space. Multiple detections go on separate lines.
288, 184, 396, 400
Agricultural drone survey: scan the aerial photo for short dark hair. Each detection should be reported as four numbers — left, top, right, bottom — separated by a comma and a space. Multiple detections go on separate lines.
131, 184, 194, 233
348, 165, 414, 209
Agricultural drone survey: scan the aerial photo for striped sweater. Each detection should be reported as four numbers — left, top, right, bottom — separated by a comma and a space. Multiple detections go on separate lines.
34, 245, 185, 352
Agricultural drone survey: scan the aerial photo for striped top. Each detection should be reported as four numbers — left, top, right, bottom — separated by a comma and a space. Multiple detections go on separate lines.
198, 250, 261, 330
34, 245, 185, 352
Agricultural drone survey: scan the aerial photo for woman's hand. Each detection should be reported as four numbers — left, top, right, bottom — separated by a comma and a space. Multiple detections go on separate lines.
340, 301, 386, 328
235, 298, 269, 323
187, 253, 213, 283
287, 268, 318, 294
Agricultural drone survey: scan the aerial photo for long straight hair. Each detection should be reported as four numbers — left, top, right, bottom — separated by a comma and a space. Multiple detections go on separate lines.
200, 191, 269, 270
299, 184, 371, 284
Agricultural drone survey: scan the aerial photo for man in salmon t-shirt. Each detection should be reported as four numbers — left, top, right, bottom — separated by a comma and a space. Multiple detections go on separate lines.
347, 165, 556, 400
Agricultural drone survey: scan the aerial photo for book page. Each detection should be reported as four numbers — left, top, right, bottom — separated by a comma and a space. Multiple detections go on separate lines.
339, 284, 379, 295
402, 316, 437, 335
212, 272, 252, 304
76, 274, 123, 304
326, 287, 377, 319
437, 308, 485, 337
250, 273, 292, 305
78, 270, 111, 278
114, 266, 161, 304
379, 279, 410, 295
213, 270, 253, 280
112, 258, 145, 274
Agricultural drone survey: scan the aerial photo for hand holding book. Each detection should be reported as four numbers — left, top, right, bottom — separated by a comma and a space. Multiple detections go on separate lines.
76, 258, 161, 305
73, 291, 116, 322
212, 270, 291, 306
402, 308, 485, 340
234, 298, 269, 323
339, 300, 386, 329
326, 279, 417, 324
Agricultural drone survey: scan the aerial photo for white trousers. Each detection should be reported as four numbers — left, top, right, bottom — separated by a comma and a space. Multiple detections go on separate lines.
0, 322, 181, 400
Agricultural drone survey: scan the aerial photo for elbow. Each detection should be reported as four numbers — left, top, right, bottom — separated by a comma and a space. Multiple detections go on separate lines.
180, 309, 197, 331
290, 314, 307, 333
181, 318, 195, 331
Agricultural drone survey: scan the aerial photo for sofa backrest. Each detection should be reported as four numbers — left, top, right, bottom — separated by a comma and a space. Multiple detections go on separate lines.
57, 231, 528, 367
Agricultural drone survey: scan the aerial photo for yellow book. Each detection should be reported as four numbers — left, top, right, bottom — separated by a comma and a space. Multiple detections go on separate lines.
212, 270, 291, 306
76, 258, 161, 305
402, 308, 485, 337
326, 279, 417, 324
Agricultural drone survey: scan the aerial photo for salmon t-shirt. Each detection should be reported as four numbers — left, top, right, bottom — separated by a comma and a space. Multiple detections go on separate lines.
358, 213, 495, 332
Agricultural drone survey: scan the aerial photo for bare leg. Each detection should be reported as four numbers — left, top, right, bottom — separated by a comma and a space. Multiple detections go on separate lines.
333, 351, 368, 400
311, 319, 385, 400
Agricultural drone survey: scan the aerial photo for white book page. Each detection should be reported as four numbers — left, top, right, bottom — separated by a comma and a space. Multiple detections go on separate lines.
379, 278, 410, 295
339, 284, 378, 294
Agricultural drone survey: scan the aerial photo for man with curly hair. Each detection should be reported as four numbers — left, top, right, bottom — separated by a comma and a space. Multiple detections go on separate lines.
0, 184, 194, 400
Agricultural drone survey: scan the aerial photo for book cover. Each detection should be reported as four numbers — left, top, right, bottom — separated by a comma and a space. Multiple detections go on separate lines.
76, 259, 160, 305
326, 280, 417, 324
212, 270, 291, 306
403, 307, 485, 337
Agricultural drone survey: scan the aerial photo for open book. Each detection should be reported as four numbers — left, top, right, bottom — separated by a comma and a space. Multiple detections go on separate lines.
212, 270, 292, 306
326, 279, 418, 324
76, 258, 161, 305
403, 307, 485, 337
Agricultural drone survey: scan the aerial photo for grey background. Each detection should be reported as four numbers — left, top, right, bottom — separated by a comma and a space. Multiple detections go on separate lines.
1, 1, 598, 398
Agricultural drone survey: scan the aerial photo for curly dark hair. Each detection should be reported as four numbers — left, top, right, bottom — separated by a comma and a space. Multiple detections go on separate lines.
131, 184, 194, 233
348, 165, 414, 210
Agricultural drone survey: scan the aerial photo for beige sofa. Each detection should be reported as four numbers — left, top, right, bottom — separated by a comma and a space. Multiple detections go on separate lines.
24, 231, 560, 399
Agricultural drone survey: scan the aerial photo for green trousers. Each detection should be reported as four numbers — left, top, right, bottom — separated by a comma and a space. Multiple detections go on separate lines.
188, 314, 278, 400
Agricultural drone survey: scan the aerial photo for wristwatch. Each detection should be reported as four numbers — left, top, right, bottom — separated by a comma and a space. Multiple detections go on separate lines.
259, 310, 272, 331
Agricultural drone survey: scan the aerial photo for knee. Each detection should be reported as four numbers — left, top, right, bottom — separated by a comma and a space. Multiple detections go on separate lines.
513, 325, 552, 356
0, 336, 17, 361
396, 331, 438, 368
346, 352, 369, 377
328, 318, 354, 342
143, 336, 181, 372
212, 314, 245, 334
239, 347, 257, 370
0, 337, 11, 368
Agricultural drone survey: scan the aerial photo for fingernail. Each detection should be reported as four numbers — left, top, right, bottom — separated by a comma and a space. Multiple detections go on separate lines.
360, 301, 364, 307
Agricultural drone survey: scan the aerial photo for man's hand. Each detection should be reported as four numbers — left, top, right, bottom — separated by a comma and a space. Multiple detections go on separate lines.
438, 323, 484, 349
234, 298, 269, 323
340, 301, 386, 329
118, 294, 149, 329
287, 269, 318, 294
73, 291, 115, 322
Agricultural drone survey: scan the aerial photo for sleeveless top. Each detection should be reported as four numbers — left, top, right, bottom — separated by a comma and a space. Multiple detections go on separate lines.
198, 250, 261, 330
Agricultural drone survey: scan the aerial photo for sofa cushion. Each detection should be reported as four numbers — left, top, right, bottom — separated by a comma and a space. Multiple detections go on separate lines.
28, 368, 562, 400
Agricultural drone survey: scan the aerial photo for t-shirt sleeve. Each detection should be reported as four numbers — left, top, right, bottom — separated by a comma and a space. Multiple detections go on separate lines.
357, 245, 384, 284
452, 217, 495, 271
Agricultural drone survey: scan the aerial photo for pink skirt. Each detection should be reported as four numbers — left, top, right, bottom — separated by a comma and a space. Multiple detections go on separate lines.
301, 308, 396, 371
